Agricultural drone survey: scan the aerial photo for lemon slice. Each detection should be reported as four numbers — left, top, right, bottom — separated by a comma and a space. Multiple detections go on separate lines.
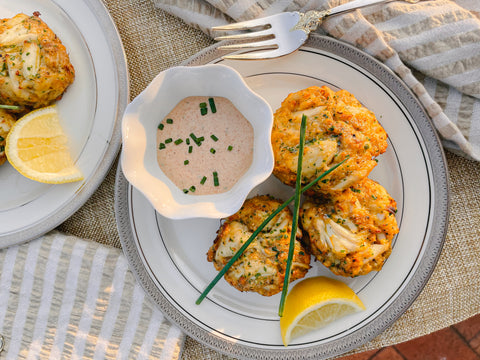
280, 276, 365, 346
6, 105, 83, 184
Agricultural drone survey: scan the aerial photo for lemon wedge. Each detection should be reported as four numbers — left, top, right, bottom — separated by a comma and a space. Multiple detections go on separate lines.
6, 105, 83, 184
280, 276, 365, 346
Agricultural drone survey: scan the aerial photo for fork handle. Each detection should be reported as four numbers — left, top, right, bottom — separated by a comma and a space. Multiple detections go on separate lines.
295, 0, 419, 33
328, 0, 395, 17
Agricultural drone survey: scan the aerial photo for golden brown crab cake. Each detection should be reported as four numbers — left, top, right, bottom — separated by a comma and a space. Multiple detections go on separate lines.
207, 195, 311, 296
271, 86, 387, 196
300, 178, 398, 277
0, 13, 75, 108
0, 109, 16, 165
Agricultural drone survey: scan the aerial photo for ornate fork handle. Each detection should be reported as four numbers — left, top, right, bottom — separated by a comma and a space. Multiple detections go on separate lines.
291, 10, 330, 33
292, 0, 422, 34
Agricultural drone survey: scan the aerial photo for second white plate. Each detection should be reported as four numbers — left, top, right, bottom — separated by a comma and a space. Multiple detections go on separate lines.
0, 0, 129, 247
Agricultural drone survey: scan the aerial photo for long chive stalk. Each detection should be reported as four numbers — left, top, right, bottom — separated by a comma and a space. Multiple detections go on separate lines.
278, 115, 307, 317
195, 157, 348, 305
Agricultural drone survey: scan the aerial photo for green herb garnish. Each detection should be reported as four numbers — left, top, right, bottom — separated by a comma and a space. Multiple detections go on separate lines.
190, 133, 201, 146
195, 159, 348, 305
174, 138, 183, 145
213, 171, 219, 187
200, 102, 207, 116
208, 97, 216, 113
200, 176, 207, 185
210, 134, 218, 142
166, 118, 173, 124
278, 115, 306, 317
0, 104, 20, 110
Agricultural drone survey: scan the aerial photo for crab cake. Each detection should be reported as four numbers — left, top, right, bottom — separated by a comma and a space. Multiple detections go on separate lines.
300, 178, 398, 277
207, 195, 311, 296
271, 86, 388, 196
0, 109, 16, 166
0, 13, 75, 108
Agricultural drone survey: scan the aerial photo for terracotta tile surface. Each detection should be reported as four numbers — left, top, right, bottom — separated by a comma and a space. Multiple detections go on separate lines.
470, 333, 480, 356
371, 347, 404, 360
337, 349, 379, 360
394, 328, 479, 360
337, 315, 480, 360
336, 315, 480, 360
454, 314, 480, 341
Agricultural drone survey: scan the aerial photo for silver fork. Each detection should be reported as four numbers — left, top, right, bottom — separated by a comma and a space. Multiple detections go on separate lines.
212, 0, 422, 60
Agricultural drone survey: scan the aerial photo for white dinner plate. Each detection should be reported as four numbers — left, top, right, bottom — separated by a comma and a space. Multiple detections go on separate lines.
0, 0, 128, 247
115, 35, 449, 359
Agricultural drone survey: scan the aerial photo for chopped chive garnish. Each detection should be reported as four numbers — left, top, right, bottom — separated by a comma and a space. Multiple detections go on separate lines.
166, 118, 173, 124
200, 176, 207, 185
183, 189, 189, 194
165, 138, 173, 144
208, 98, 216, 113
200, 107, 207, 116
199, 102, 207, 108
192, 136, 205, 146
210, 134, 218, 142
158, 123, 164, 130
279, 115, 306, 317
195, 158, 348, 305
210, 148, 216, 154
186, 138, 190, 145
189, 186, 196, 192
190, 133, 201, 146
188, 145, 193, 153
184, 160, 189, 165
174, 138, 183, 145
158, 143, 166, 150
227, 145, 233, 151
213, 171, 219, 187
0, 104, 20, 110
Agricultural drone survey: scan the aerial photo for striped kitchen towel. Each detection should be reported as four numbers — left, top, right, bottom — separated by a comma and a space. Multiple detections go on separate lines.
153, 0, 480, 161
0, 231, 184, 359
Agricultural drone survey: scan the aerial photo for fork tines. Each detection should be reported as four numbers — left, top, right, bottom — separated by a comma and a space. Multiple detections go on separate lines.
211, 17, 272, 32
212, 18, 276, 52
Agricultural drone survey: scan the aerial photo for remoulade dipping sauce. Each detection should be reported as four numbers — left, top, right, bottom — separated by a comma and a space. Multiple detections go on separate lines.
156, 96, 254, 195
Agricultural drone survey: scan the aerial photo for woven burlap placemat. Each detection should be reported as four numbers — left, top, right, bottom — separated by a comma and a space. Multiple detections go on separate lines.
57, 1, 480, 358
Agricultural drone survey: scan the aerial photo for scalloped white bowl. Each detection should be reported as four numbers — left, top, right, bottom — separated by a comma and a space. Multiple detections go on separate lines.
121, 64, 274, 219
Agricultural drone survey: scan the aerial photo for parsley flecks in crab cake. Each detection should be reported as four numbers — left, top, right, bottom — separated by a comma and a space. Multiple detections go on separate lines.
207, 195, 311, 296
0, 13, 75, 109
271, 85, 388, 197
